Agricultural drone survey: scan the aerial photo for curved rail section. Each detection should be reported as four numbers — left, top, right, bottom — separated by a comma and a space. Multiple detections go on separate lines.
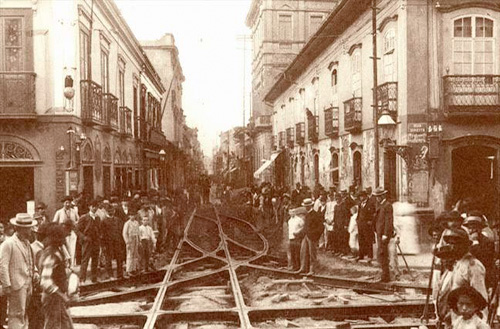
70, 205, 435, 328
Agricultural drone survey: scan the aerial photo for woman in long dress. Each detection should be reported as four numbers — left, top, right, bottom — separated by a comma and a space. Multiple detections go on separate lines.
122, 213, 140, 275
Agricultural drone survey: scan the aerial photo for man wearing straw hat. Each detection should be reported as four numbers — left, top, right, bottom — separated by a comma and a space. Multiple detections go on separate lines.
0, 213, 38, 329
373, 187, 393, 282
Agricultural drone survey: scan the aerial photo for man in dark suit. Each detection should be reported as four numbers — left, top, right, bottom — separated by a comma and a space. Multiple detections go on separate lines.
333, 194, 350, 255
356, 190, 375, 261
298, 198, 323, 275
77, 200, 101, 283
291, 183, 303, 207
373, 187, 394, 282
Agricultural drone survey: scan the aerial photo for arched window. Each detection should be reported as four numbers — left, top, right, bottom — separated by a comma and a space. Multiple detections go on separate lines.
453, 16, 494, 74
314, 153, 320, 186
331, 69, 338, 94
383, 29, 396, 82
353, 151, 362, 189
351, 49, 362, 97
331, 153, 339, 187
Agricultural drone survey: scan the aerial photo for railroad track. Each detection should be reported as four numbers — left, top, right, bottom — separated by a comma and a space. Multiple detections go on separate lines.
71, 205, 436, 328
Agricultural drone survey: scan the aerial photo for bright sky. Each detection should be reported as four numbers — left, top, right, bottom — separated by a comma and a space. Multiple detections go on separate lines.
115, 0, 253, 157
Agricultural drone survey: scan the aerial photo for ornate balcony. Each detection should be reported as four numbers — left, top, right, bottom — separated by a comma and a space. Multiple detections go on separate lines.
81, 80, 103, 125
119, 106, 132, 137
377, 82, 397, 121
324, 107, 339, 137
443, 75, 500, 117
295, 122, 305, 146
343, 97, 362, 133
307, 114, 319, 143
254, 115, 272, 132
278, 131, 286, 149
103, 93, 118, 131
0, 72, 36, 119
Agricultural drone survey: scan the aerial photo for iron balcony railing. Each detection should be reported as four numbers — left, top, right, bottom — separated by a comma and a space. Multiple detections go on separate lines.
81, 80, 103, 125
343, 97, 362, 132
0, 72, 36, 118
443, 75, 500, 116
376, 82, 397, 121
119, 106, 133, 137
103, 93, 118, 131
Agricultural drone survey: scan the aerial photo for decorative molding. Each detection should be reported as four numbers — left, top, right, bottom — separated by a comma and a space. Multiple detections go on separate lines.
349, 142, 362, 150
328, 61, 339, 71
378, 14, 398, 32
347, 43, 362, 56
329, 146, 338, 153
437, 2, 500, 13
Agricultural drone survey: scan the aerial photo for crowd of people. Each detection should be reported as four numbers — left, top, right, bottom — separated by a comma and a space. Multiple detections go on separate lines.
0, 189, 192, 329
222, 181, 500, 329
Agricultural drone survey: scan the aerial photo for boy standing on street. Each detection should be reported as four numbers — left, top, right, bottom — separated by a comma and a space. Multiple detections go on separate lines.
139, 217, 156, 272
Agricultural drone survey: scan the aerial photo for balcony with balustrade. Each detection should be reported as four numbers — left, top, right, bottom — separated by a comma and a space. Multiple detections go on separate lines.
0, 72, 36, 119
295, 122, 305, 146
376, 82, 397, 121
119, 106, 133, 137
81, 80, 104, 125
343, 97, 362, 133
103, 93, 118, 131
443, 75, 500, 118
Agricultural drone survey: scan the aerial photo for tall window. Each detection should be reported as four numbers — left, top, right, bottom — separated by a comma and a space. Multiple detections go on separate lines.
310, 15, 323, 37
453, 16, 494, 74
118, 69, 125, 106
383, 29, 396, 82
0, 12, 32, 71
331, 153, 339, 187
351, 49, 361, 97
100, 49, 109, 92
278, 14, 292, 41
331, 69, 338, 94
353, 151, 362, 189
79, 30, 90, 80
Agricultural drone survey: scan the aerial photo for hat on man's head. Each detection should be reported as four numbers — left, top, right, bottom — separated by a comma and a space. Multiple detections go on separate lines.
282, 193, 291, 200
36, 202, 47, 210
110, 196, 119, 203
448, 285, 487, 312
372, 187, 388, 196
356, 190, 367, 198
463, 216, 485, 228
301, 198, 314, 207
61, 195, 72, 203
10, 213, 37, 228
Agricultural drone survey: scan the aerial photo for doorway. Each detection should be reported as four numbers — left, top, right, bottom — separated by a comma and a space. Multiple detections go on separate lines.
384, 150, 397, 202
82, 166, 94, 200
0, 167, 34, 221
313, 153, 320, 186
103, 166, 111, 197
353, 151, 362, 189
452, 145, 498, 220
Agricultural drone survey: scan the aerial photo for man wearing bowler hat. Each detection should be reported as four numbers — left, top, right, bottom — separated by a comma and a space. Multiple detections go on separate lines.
373, 187, 393, 282
0, 214, 38, 329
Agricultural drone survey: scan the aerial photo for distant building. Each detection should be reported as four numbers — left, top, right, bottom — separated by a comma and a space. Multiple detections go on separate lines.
265, 0, 500, 219
142, 33, 193, 191
246, 0, 339, 185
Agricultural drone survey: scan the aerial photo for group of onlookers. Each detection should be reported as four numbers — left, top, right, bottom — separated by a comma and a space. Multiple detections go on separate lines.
0, 190, 189, 329
284, 183, 396, 282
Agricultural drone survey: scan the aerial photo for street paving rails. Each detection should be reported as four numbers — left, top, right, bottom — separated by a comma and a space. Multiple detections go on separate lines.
71, 205, 435, 329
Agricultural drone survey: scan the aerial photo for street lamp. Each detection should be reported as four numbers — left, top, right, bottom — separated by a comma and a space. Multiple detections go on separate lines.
377, 110, 396, 145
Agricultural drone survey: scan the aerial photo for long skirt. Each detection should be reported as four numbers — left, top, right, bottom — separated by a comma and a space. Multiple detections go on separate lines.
42, 293, 73, 329
126, 237, 140, 273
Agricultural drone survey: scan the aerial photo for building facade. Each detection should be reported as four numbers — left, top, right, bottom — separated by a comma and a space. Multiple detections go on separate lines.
142, 33, 189, 192
246, 0, 338, 184
265, 0, 500, 219
0, 0, 197, 220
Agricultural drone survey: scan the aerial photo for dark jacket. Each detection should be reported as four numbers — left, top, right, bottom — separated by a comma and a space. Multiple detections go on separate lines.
305, 210, 324, 242
76, 213, 101, 243
375, 200, 393, 238
333, 201, 350, 231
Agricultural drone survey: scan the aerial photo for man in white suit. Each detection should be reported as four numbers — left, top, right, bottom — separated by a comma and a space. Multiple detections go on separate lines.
0, 214, 39, 329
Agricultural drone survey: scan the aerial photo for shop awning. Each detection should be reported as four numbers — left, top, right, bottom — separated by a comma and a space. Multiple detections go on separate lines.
253, 151, 281, 178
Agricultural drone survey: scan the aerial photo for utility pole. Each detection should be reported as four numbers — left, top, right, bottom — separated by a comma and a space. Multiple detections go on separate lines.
372, 0, 380, 188
236, 34, 252, 187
